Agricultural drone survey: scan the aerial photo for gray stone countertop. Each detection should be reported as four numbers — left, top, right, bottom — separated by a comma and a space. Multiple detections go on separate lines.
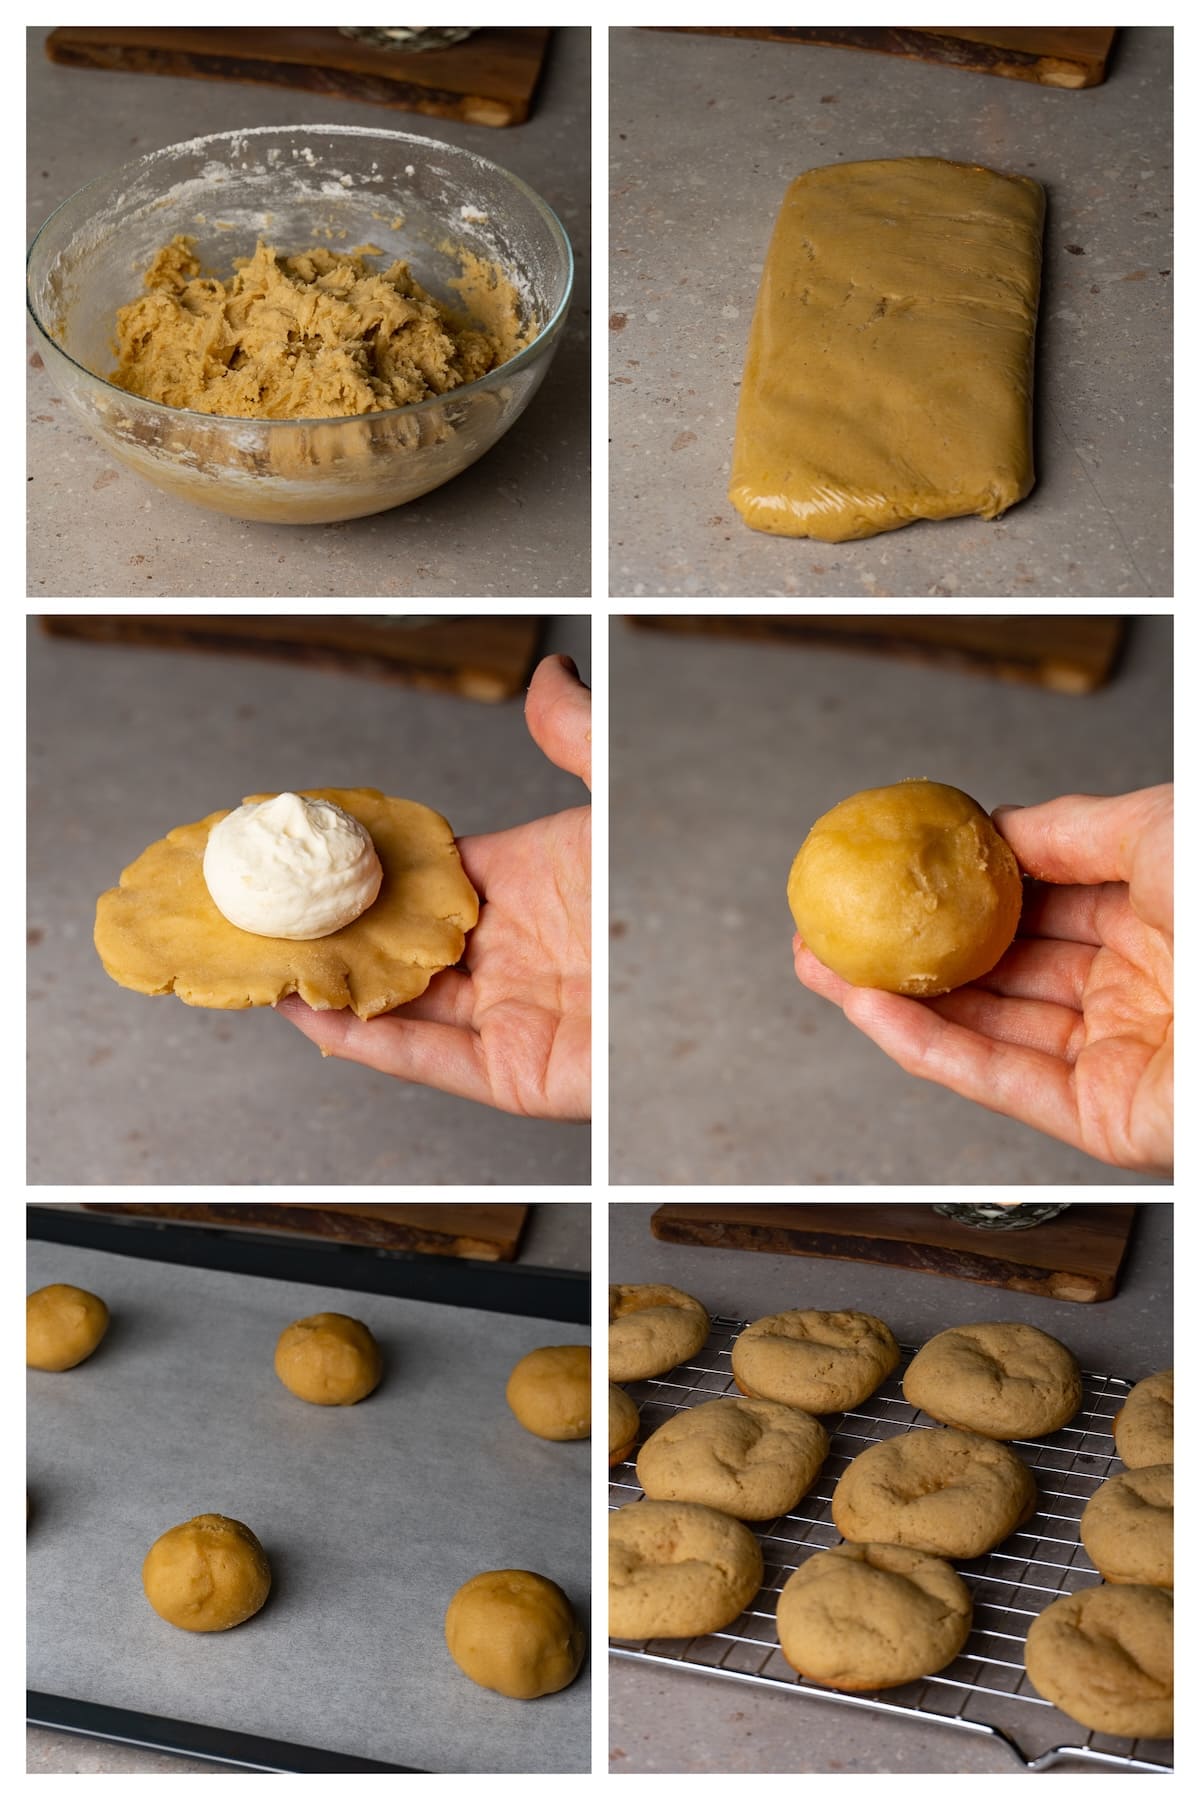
27, 615, 591, 1186
26, 26, 590, 600
610, 614, 1171, 1186
610, 26, 1172, 598
608, 1199, 1172, 1774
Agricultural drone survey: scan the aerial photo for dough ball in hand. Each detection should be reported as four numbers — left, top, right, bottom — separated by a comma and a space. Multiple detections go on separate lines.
27, 1284, 109, 1371
788, 779, 1022, 996
274, 1312, 382, 1405
142, 1514, 271, 1632
445, 1569, 585, 1699
506, 1345, 591, 1441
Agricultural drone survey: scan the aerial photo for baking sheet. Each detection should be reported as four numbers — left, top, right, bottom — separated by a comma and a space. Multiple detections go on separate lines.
27, 1241, 590, 1773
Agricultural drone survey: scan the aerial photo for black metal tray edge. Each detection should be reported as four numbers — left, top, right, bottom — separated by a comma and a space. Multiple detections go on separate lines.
27, 1693, 413, 1773
26, 1204, 589, 1324
27, 1201, 590, 1773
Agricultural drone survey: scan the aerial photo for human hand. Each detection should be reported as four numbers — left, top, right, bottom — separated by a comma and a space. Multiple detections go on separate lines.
277, 655, 591, 1119
793, 785, 1173, 1174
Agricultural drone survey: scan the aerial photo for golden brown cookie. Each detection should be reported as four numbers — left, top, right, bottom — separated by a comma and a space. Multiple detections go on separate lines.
506, 1346, 590, 1441
636, 1396, 828, 1521
1114, 1370, 1173, 1468
608, 1284, 709, 1381
274, 1313, 383, 1406
444, 1569, 584, 1700
609, 1500, 763, 1639
143, 1515, 271, 1632
732, 1310, 900, 1412
609, 1385, 640, 1466
832, 1428, 1036, 1558
1081, 1465, 1172, 1588
777, 1543, 972, 1690
94, 787, 478, 1020
1025, 1585, 1173, 1738
903, 1322, 1081, 1439
26, 1284, 109, 1371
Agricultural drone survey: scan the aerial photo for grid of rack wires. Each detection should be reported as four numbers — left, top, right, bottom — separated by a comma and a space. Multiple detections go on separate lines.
609, 1316, 1172, 1774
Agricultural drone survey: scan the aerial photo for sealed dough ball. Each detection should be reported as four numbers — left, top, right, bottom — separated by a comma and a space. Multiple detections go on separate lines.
506, 1345, 591, 1440
143, 1514, 271, 1632
788, 779, 1022, 996
26, 1284, 109, 1371
274, 1312, 382, 1405
445, 1569, 585, 1699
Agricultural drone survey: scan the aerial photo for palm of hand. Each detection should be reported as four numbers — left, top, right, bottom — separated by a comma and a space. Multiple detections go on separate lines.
449, 806, 591, 1119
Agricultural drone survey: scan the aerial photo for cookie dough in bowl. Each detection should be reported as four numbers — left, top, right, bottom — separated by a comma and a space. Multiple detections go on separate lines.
903, 1322, 1082, 1440
732, 1309, 899, 1412
608, 1284, 709, 1381
94, 787, 478, 1020
788, 780, 1022, 996
776, 1543, 972, 1690
27, 125, 573, 524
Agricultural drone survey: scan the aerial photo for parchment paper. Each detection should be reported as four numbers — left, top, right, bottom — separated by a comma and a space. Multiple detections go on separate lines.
27, 1242, 590, 1773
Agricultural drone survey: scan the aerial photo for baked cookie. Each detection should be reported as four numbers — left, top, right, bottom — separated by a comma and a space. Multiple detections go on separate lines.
609, 1385, 640, 1466
506, 1345, 591, 1441
94, 787, 478, 1020
902, 1322, 1081, 1439
732, 1310, 900, 1412
609, 1285, 709, 1381
1081, 1465, 1173, 1588
26, 1284, 109, 1371
609, 1500, 763, 1639
777, 1543, 972, 1690
444, 1569, 584, 1700
143, 1514, 271, 1632
1114, 1370, 1173, 1468
1025, 1585, 1173, 1739
636, 1396, 828, 1520
832, 1428, 1036, 1558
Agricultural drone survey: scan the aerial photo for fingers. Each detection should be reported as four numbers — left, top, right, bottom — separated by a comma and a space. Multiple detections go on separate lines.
525, 654, 592, 790
927, 986, 1085, 1061
275, 996, 492, 1107
838, 985, 1083, 1150
976, 936, 1096, 1009
993, 786, 1171, 887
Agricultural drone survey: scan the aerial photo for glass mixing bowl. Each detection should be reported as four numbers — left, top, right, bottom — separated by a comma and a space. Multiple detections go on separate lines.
27, 124, 573, 524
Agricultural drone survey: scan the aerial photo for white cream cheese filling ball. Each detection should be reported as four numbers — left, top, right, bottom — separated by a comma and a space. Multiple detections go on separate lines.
203, 792, 383, 940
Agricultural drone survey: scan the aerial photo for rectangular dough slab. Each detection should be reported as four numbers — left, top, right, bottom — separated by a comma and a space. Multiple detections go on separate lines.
729, 157, 1045, 543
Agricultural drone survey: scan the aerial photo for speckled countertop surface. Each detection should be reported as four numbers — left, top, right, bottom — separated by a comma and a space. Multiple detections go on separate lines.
27, 615, 590, 1186
610, 27, 1172, 598
610, 614, 1171, 1186
609, 1200, 1172, 1773
27, 1199, 589, 1772
26, 26, 590, 600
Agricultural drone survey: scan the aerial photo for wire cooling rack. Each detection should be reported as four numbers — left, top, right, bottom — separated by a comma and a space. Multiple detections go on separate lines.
610, 1317, 1172, 1774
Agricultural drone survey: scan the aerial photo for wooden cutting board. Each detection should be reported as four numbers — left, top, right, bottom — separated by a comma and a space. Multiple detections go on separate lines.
45, 26, 551, 127
650, 1204, 1137, 1303
655, 26, 1116, 89
40, 615, 542, 703
625, 615, 1125, 695
83, 1202, 529, 1262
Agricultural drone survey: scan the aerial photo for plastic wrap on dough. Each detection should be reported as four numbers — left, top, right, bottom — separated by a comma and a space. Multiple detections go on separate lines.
729, 157, 1045, 543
